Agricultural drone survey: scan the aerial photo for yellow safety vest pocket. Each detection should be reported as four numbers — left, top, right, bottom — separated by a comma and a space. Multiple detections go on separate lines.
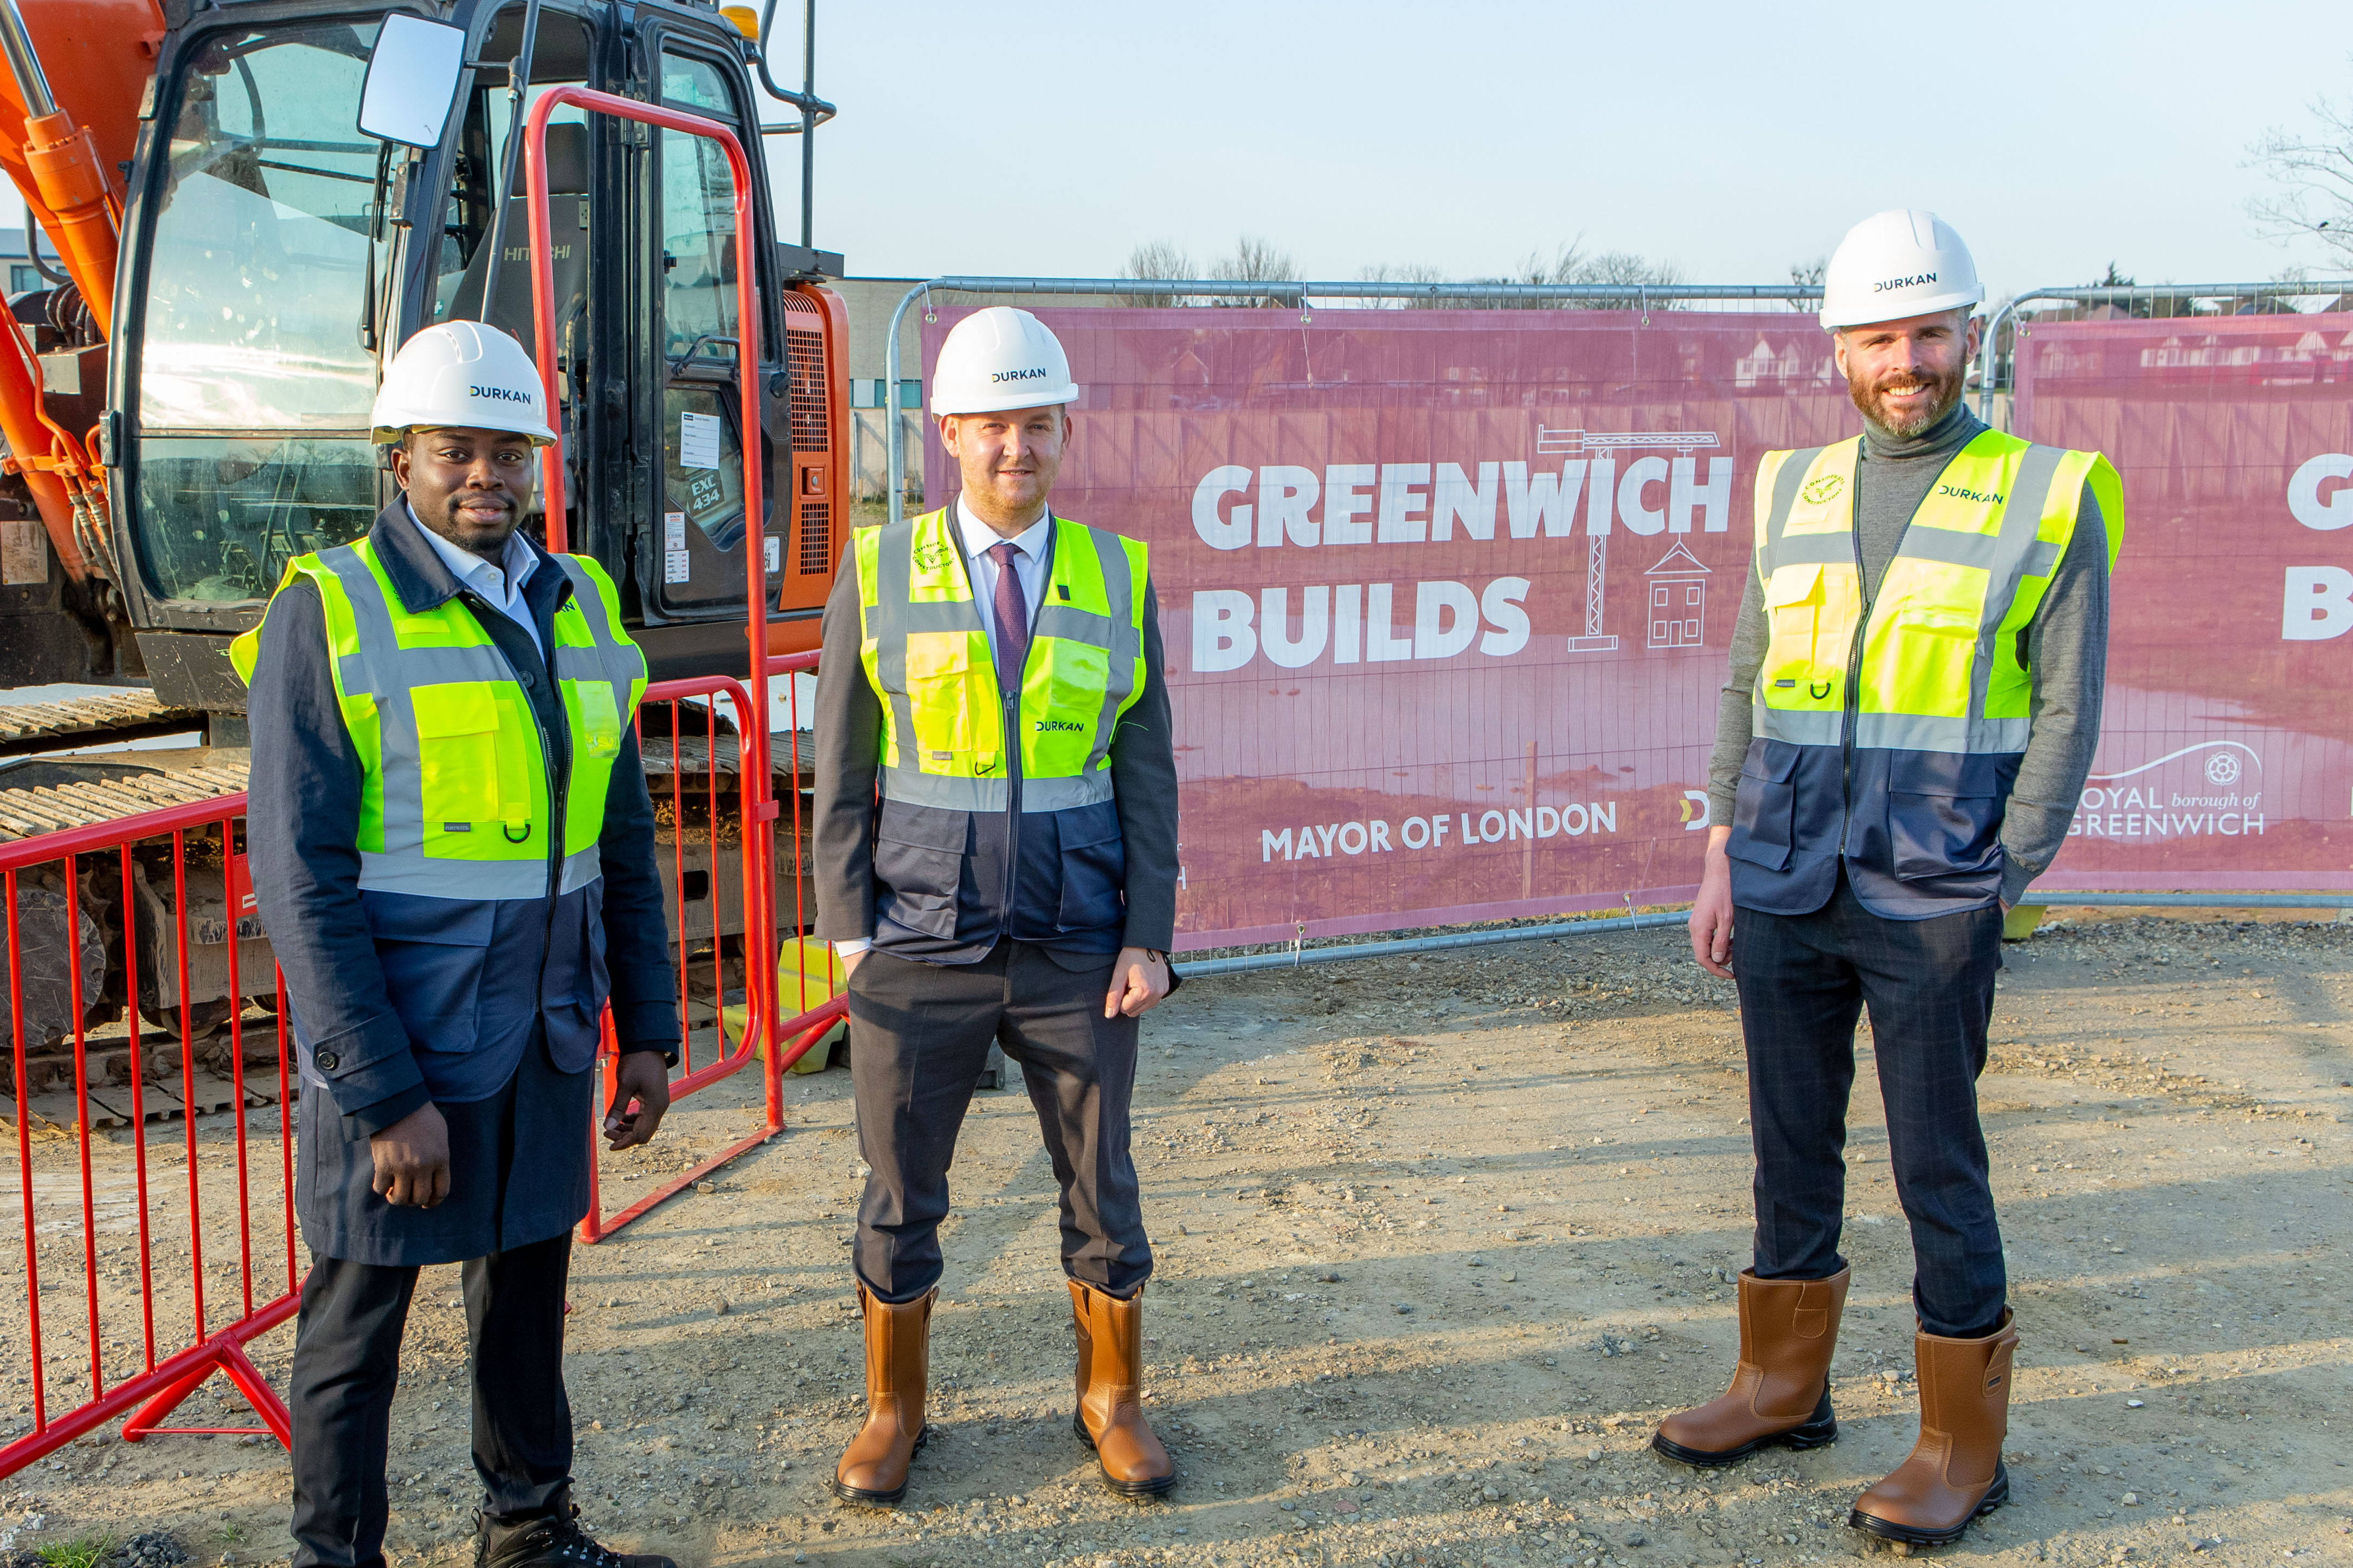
574, 681, 622, 759
1040, 639, 1110, 713
412, 682, 513, 842
905, 629, 997, 772
1869, 602, 1980, 720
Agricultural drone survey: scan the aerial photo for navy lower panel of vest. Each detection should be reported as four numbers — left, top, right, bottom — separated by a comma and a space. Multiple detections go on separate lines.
872, 795, 1127, 962
288, 881, 608, 1104
1726, 737, 2017, 920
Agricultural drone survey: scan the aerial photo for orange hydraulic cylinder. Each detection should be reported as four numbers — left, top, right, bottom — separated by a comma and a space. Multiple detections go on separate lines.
21, 108, 112, 334
0, 0, 159, 313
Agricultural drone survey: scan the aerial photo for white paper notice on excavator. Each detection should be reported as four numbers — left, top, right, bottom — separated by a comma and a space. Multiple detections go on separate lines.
679, 412, 722, 469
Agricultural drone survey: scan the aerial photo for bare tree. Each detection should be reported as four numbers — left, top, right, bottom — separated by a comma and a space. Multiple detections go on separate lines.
1465, 241, 1683, 309
1572, 249, 1688, 302
1355, 261, 1450, 307
2247, 74, 2353, 268
1789, 255, 1826, 311
1120, 240, 1195, 306
1205, 235, 1301, 306
1358, 261, 1449, 284
1500, 241, 1588, 287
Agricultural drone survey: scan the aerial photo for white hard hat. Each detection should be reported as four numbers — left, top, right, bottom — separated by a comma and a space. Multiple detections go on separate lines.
1818, 209, 1984, 330
929, 306, 1080, 416
371, 320, 558, 446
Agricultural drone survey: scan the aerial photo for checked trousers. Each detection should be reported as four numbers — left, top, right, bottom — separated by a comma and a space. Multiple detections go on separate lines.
1732, 870, 2008, 1339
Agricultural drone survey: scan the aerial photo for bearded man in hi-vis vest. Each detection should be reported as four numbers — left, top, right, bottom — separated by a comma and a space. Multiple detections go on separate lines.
236, 322, 680, 1568
1661, 212, 2121, 1547
813, 307, 1181, 1507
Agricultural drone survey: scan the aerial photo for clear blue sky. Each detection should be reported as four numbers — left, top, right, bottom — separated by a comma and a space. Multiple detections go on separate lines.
764, 0, 2352, 297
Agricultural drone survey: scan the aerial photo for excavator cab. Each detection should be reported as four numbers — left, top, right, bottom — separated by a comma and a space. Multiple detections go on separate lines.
44, 0, 844, 715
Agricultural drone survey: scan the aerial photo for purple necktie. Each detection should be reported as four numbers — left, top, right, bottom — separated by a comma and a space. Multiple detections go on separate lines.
987, 540, 1030, 689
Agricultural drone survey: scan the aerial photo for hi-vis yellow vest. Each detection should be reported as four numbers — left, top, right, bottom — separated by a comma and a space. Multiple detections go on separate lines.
229, 538, 647, 900
1752, 430, 2121, 751
854, 509, 1146, 812
1726, 429, 2123, 915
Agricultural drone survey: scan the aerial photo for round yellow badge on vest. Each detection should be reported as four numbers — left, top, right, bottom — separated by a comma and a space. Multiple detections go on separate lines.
1801, 474, 1846, 504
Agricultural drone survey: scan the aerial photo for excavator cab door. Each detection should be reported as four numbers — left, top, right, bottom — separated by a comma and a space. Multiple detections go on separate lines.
629, 29, 787, 641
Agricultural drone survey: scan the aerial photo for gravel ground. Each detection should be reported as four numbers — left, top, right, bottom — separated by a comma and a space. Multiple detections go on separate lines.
3, 909, 2350, 1568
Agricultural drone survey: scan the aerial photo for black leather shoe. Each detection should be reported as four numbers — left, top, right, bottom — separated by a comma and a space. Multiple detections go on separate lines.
476, 1502, 676, 1568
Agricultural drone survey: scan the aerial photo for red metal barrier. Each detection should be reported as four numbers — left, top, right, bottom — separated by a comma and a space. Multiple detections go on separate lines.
577, 660, 847, 1243
0, 100, 842, 1465
1, 797, 300, 1479
0, 659, 844, 1470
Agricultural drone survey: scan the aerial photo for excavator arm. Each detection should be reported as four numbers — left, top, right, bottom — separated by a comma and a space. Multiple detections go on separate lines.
0, 0, 152, 590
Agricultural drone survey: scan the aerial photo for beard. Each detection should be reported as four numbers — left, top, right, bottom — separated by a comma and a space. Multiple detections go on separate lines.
1846, 358, 1964, 438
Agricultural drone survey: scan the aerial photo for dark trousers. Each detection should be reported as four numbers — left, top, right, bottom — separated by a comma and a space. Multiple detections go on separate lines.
1733, 872, 2007, 1339
288, 1234, 574, 1568
848, 940, 1150, 1302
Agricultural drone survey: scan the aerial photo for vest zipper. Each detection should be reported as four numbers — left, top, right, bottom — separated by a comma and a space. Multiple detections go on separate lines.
467, 586, 567, 901
1834, 443, 1971, 856
1001, 667, 1021, 926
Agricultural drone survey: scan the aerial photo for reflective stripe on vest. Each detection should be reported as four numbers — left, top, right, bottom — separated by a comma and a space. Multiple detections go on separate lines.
229, 539, 647, 899
854, 509, 1146, 813
1750, 429, 2123, 756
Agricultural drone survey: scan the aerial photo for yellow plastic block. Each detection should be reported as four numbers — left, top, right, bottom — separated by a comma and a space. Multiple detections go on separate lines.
720, 935, 848, 1073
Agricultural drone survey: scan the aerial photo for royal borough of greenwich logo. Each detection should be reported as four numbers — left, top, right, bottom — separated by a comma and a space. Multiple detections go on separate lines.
1801, 474, 1844, 505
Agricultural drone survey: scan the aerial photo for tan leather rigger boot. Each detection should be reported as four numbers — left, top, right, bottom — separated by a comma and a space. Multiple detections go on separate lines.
1849, 1311, 2017, 1546
831, 1283, 935, 1507
1653, 1267, 1849, 1466
1068, 1279, 1175, 1497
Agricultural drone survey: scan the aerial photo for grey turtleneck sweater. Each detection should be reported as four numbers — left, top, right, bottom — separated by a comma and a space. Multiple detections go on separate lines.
1706, 400, 2111, 906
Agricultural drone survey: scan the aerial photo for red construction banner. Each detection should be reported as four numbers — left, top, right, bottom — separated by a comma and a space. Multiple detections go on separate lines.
924, 307, 1856, 947
2014, 311, 2353, 893
920, 306, 2353, 949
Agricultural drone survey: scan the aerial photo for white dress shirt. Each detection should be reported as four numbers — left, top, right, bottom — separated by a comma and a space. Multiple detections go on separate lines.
406, 500, 543, 659
835, 500, 1053, 959
956, 497, 1052, 663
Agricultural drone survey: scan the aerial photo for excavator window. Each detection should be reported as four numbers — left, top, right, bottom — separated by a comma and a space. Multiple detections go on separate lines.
128, 20, 391, 603
428, 11, 594, 345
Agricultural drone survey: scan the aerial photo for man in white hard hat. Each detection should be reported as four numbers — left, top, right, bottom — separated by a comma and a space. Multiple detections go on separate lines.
1659, 212, 2122, 1547
812, 306, 1180, 1505
235, 321, 682, 1568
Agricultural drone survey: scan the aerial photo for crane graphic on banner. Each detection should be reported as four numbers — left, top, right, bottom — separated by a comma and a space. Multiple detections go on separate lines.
1535, 427, 1724, 654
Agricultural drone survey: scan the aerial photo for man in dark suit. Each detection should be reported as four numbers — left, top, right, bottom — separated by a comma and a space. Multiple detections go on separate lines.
238, 323, 679, 1568
814, 307, 1181, 1506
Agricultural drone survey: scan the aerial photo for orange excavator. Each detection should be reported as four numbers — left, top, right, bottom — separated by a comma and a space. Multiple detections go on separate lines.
0, 0, 847, 1056
0, 0, 846, 758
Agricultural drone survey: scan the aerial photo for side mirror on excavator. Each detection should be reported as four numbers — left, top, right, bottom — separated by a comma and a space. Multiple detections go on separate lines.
356, 12, 466, 149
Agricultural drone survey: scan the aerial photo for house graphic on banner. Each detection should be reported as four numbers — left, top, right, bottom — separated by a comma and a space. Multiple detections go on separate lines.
1644, 540, 1711, 648
1533, 425, 1725, 654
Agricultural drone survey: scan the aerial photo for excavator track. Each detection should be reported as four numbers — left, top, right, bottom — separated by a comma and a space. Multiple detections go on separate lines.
0, 759, 252, 843
0, 691, 205, 758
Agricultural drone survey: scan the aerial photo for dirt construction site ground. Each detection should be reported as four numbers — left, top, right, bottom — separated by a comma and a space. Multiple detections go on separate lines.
5, 908, 2351, 1568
